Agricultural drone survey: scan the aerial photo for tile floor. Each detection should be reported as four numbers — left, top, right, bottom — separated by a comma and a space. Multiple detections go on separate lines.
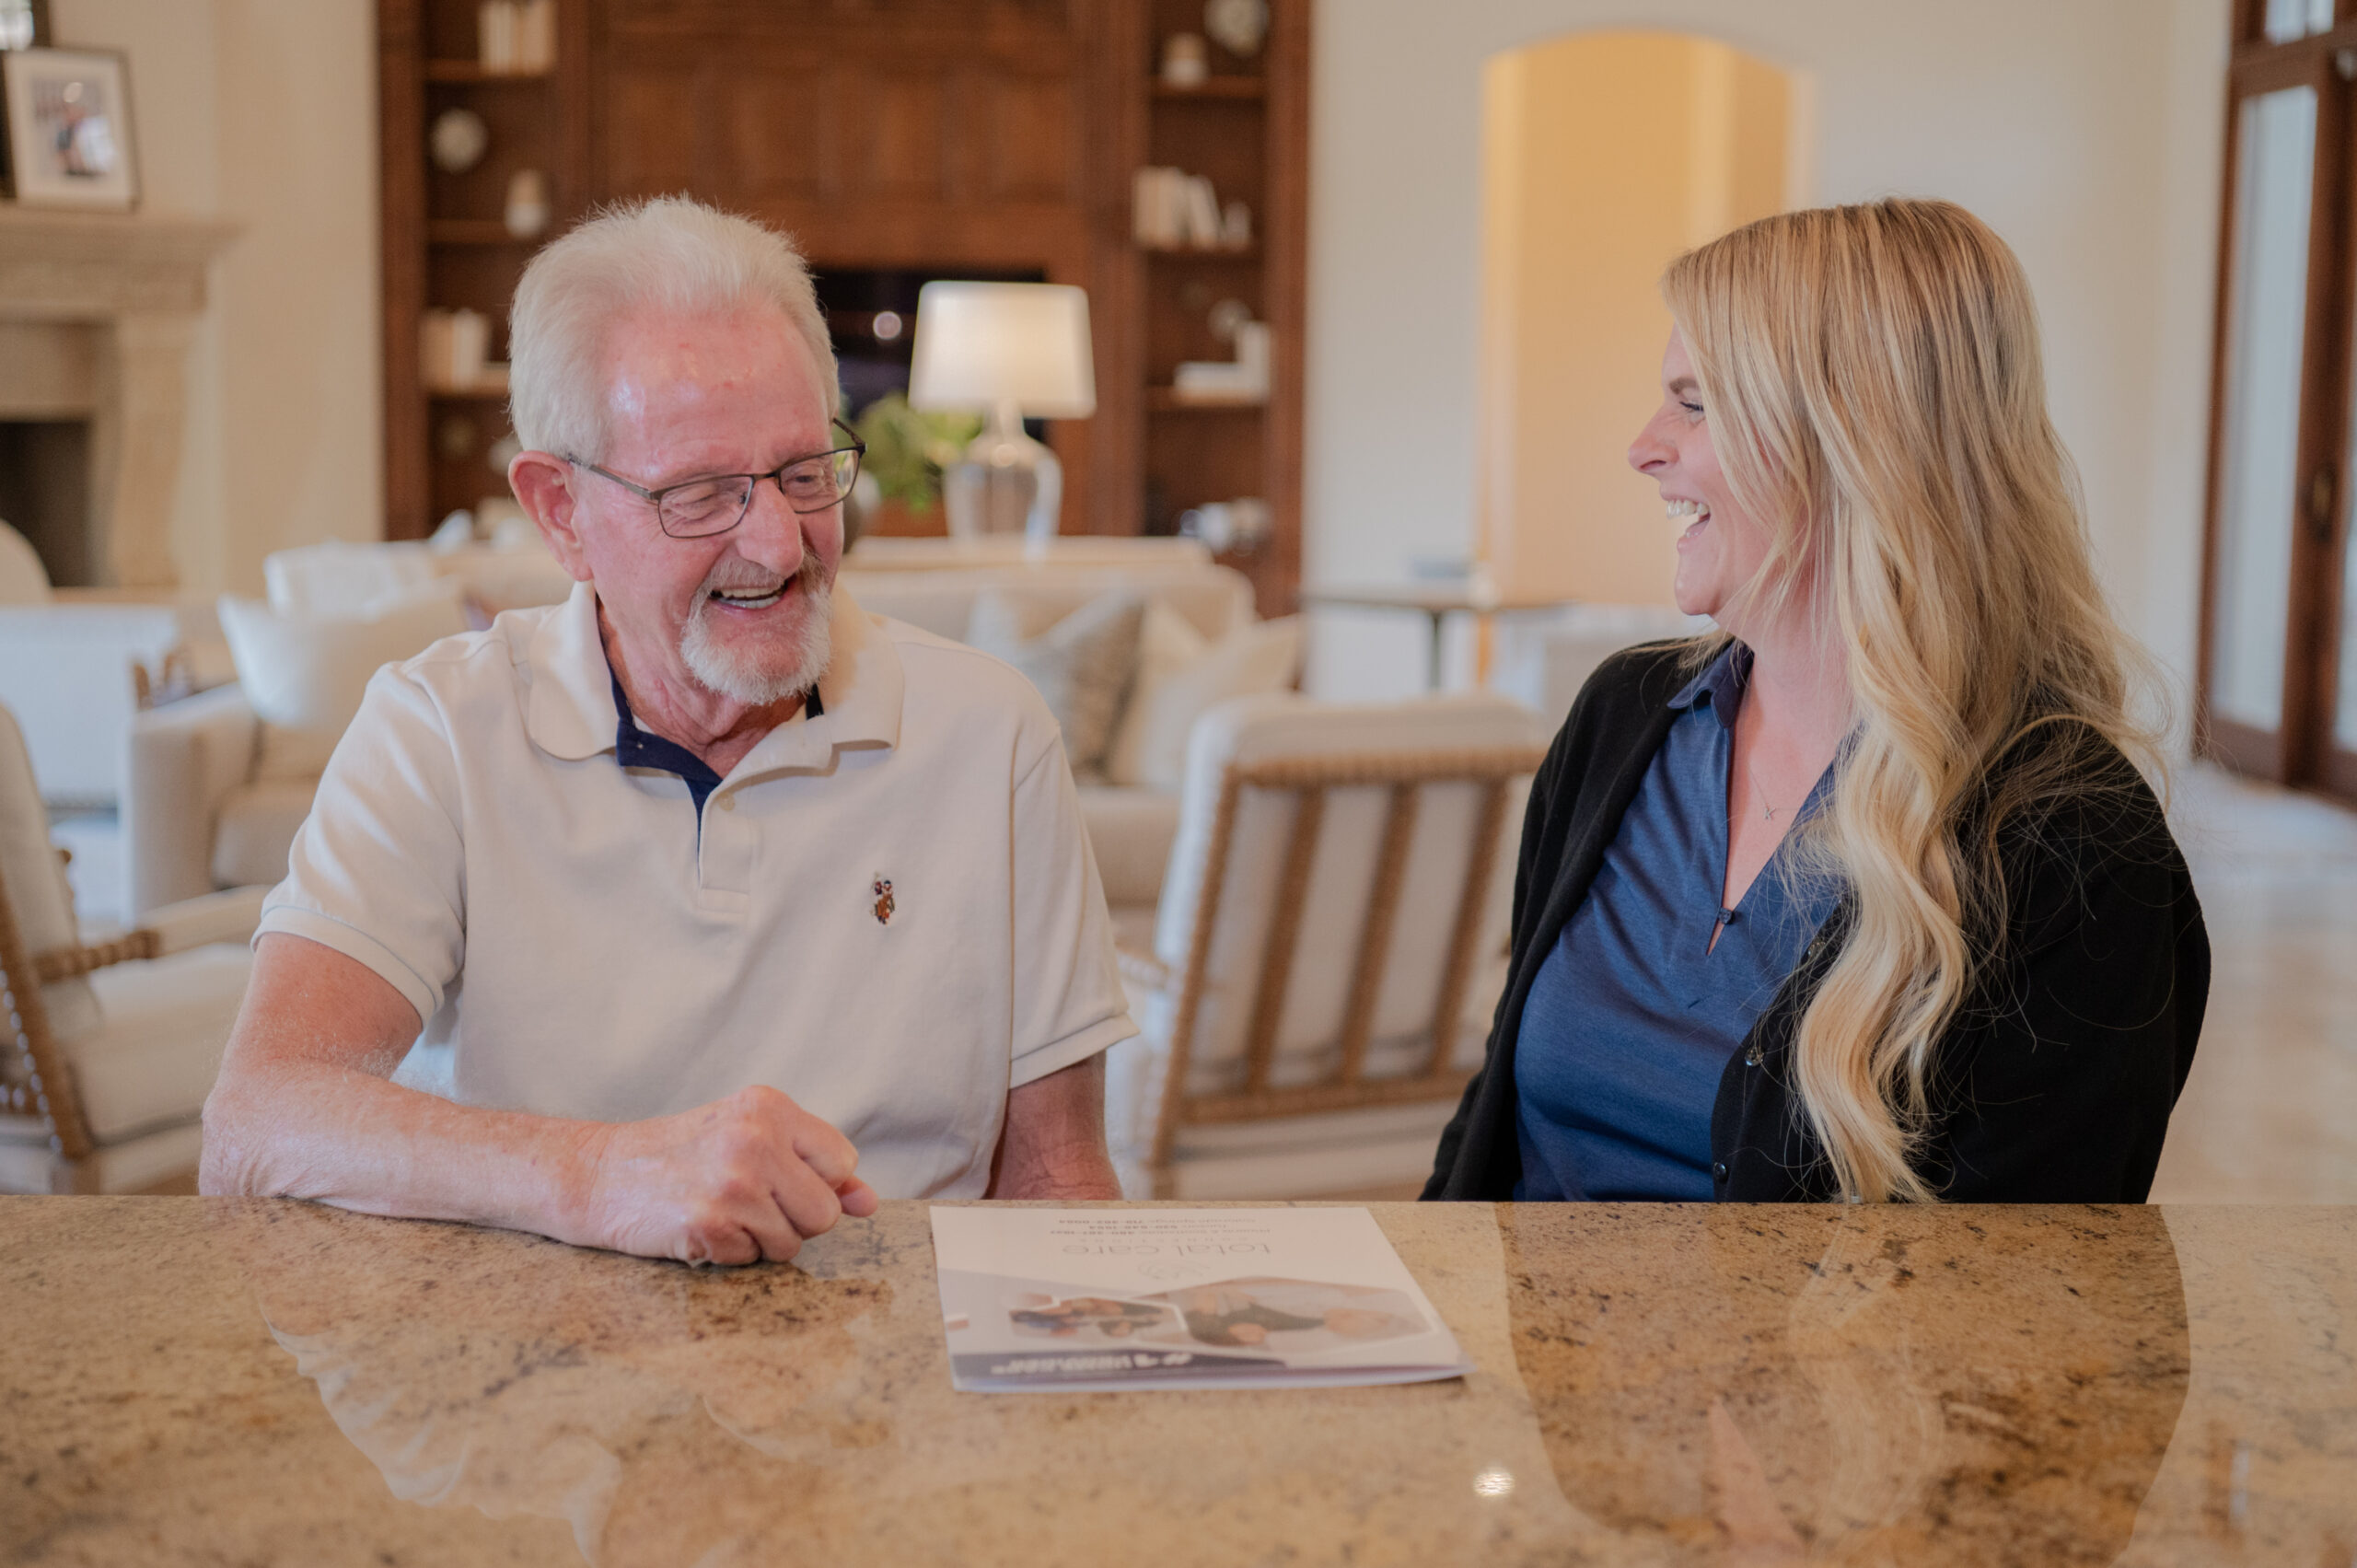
2150, 761, 2357, 1202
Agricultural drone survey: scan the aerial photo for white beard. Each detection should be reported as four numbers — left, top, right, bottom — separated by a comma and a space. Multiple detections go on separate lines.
679, 564, 834, 705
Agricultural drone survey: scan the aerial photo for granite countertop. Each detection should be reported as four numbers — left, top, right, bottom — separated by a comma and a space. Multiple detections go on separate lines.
1, 1199, 2350, 1565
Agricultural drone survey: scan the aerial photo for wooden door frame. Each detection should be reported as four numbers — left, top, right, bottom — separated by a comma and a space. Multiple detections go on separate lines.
2321, 52, 2357, 799
2198, 39, 2351, 784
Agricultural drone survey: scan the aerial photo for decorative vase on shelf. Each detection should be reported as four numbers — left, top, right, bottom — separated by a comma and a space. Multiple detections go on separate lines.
1204, 0, 1269, 57
1161, 33, 1209, 88
504, 169, 550, 238
429, 109, 488, 174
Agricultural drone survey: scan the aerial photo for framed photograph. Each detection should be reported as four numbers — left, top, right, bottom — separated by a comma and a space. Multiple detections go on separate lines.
1, 46, 137, 210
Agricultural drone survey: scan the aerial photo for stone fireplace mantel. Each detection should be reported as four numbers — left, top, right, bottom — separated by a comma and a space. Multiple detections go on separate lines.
0, 206, 238, 589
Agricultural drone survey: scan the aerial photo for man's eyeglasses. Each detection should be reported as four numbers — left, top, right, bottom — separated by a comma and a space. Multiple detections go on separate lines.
564, 418, 866, 540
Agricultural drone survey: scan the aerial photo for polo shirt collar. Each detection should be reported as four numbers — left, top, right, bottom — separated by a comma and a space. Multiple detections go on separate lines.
523, 577, 902, 768
1668, 642, 1749, 733
524, 582, 616, 761
736, 580, 901, 776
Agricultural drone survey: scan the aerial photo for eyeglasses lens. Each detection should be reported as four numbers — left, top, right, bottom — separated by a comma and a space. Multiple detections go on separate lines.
657, 476, 757, 538
652, 442, 862, 538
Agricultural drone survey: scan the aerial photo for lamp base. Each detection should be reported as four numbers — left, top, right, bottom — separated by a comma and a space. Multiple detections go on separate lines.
940, 402, 1063, 545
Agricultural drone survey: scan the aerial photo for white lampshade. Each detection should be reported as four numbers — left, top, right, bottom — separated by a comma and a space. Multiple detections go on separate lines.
908, 282, 1097, 419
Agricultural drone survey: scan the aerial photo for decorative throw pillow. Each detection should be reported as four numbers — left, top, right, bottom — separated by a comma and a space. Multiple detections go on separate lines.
1106, 607, 1302, 791
217, 579, 470, 782
965, 589, 1145, 777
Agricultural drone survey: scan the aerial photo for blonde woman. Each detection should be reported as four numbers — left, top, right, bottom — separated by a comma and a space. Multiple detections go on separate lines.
1425, 199, 2207, 1204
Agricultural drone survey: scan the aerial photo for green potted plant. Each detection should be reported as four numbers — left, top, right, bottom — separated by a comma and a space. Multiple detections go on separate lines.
848, 394, 981, 540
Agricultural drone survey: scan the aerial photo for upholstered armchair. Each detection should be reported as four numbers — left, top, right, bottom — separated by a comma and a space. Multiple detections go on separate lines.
0, 703, 261, 1192
120, 537, 575, 917
0, 520, 198, 815
1106, 691, 1550, 1199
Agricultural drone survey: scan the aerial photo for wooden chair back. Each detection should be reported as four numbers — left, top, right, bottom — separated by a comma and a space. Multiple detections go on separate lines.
0, 702, 97, 1167
1144, 739, 1546, 1191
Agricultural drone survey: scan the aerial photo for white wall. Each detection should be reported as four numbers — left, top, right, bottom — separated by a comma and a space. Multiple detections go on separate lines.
1306, 0, 2233, 735
1480, 32, 1788, 610
49, 0, 380, 597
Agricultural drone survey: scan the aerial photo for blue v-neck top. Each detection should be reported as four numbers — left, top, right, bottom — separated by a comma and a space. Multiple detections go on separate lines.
1512, 645, 1840, 1202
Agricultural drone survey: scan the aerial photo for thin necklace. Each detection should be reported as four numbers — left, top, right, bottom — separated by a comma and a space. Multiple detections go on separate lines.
1743, 752, 1785, 822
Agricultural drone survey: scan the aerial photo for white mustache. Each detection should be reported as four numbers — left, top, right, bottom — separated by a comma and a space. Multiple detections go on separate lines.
698, 555, 827, 598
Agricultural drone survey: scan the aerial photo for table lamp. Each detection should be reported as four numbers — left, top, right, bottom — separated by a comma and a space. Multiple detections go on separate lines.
908, 282, 1096, 544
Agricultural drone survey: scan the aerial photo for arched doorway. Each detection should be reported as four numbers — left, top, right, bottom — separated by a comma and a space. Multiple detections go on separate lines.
1478, 32, 1807, 610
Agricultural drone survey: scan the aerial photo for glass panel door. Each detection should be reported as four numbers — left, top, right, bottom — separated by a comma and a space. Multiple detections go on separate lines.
2209, 84, 2320, 764
2333, 432, 2357, 754
2264, 0, 2338, 43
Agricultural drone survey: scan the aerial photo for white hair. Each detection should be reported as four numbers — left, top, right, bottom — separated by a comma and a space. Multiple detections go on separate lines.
507, 195, 840, 460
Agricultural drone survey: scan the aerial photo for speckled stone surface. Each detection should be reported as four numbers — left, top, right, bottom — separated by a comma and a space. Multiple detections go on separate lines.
0, 1200, 2349, 1565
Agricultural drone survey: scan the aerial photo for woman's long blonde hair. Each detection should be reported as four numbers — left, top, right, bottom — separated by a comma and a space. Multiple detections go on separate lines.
1662, 199, 2158, 1202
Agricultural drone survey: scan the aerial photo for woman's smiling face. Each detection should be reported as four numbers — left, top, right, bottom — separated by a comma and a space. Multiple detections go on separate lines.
1627, 327, 1776, 630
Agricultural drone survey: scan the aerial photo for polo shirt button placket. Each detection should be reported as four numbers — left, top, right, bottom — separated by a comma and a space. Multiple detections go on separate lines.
700, 787, 752, 900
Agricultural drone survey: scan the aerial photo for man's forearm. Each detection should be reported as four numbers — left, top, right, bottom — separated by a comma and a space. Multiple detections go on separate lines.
203, 1054, 608, 1241
201, 934, 613, 1242
987, 1053, 1123, 1200
993, 1137, 1122, 1200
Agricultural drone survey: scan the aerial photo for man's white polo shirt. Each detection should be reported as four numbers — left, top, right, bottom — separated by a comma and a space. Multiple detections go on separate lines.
257, 580, 1136, 1199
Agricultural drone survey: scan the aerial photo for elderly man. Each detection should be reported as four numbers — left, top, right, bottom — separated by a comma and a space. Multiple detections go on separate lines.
202, 197, 1133, 1260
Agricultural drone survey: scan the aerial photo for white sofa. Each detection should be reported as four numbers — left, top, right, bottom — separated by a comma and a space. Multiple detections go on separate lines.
841, 554, 1261, 924
0, 520, 215, 812
122, 538, 575, 915
123, 540, 1264, 921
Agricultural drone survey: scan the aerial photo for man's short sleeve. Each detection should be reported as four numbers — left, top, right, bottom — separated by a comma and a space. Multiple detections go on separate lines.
1006, 741, 1137, 1087
256, 663, 467, 1027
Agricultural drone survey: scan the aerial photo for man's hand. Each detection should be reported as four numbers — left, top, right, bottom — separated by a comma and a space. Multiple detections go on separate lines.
205, 935, 878, 1266
573, 1086, 880, 1265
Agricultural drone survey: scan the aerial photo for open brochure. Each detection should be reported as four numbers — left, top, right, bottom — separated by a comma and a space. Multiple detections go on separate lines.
930, 1206, 1473, 1392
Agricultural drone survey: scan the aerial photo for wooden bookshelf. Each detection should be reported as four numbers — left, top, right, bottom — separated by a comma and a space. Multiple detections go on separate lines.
379, 0, 587, 540
1121, 0, 1309, 615
1146, 389, 1267, 413
424, 219, 537, 246
1139, 244, 1265, 261
421, 60, 553, 83
376, 0, 1308, 612
1152, 77, 1267, 100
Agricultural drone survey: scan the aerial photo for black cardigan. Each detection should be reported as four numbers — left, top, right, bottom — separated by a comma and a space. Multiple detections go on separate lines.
1422, 644, 2209, 1203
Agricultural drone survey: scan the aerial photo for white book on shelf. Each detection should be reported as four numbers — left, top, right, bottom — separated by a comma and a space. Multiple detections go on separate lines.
419, 310, 454, 392
1171, 361, 1266, 404
1134, 166, 1192, 249
423, 308, 493, 392
478, 0, 517, 72
447, 308, 491, 388
517, 0, 555, 72
1232, 319, 1271, 378
1183, 174, 1224, 249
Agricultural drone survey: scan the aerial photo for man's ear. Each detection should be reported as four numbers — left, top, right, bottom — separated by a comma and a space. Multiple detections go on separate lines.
509, 451, 594, 583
